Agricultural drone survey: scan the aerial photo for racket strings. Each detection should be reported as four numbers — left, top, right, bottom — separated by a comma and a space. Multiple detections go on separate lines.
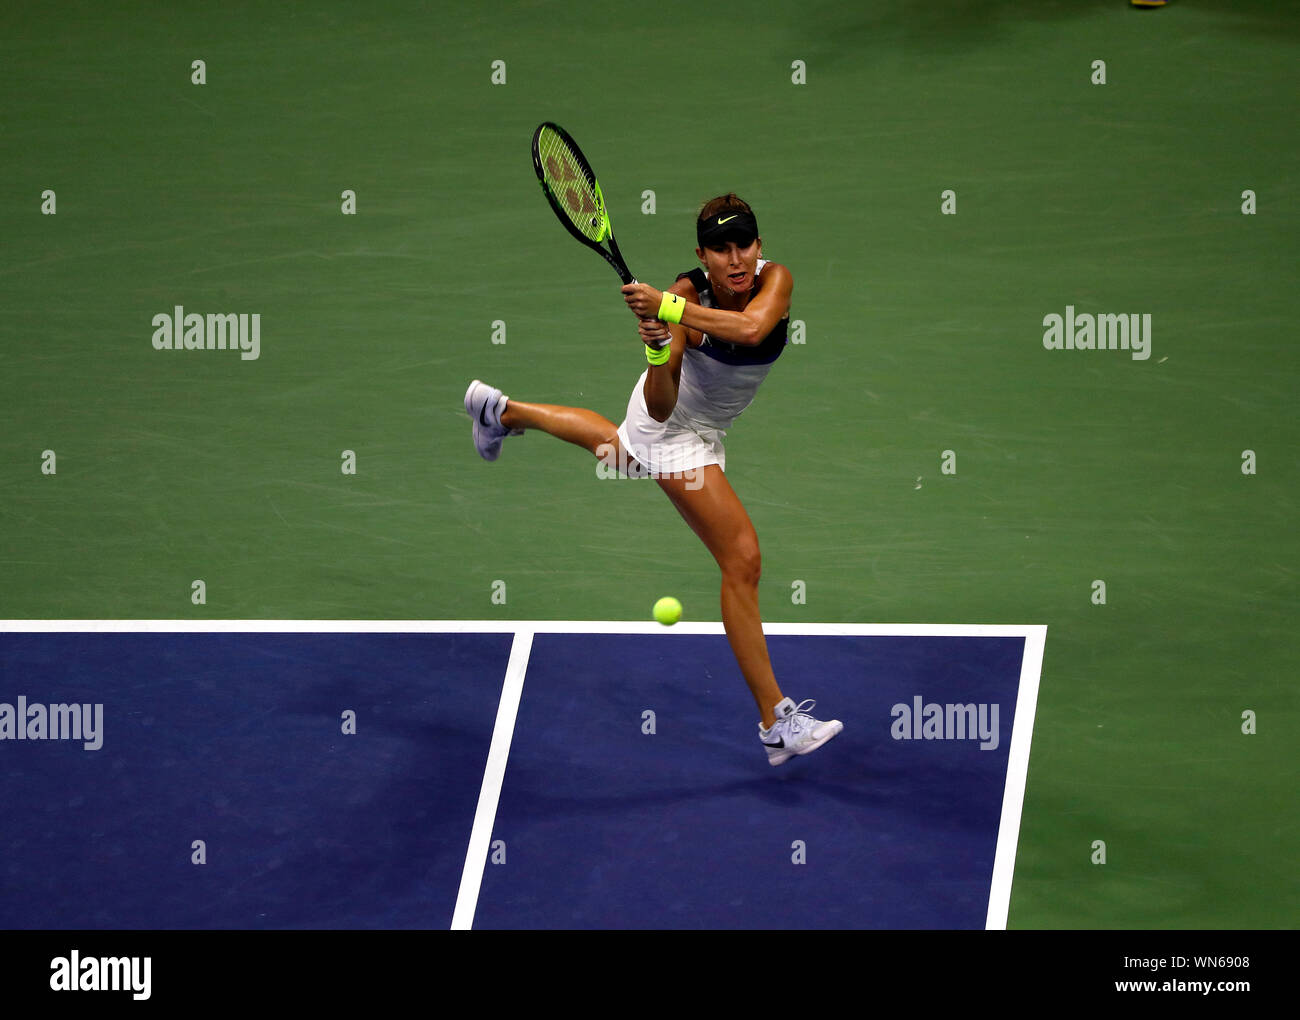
538, 128, 604, 240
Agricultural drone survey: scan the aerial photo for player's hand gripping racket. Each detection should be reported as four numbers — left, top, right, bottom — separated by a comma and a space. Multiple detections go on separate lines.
532, 122, 636, 285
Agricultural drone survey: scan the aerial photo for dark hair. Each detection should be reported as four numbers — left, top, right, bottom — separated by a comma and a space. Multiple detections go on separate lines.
698, 193, 753, 222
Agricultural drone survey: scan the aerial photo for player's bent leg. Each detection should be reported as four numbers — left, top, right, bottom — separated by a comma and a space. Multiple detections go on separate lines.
501, 399, 615, 456
494, 394, 647, 477
466, 380, 648, 475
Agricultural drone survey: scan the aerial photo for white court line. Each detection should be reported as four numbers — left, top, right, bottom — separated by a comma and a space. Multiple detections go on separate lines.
986, 625, 1047, 930
450, 628, 533, 931
2, 619, 1048, 929
1, 619, 1043, 638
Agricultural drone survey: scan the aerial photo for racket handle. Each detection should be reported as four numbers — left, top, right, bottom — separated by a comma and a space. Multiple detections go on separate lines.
627, 277, 651, 318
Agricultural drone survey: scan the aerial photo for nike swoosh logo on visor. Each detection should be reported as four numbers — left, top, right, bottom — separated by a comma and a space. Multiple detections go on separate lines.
718, 215, 737, 224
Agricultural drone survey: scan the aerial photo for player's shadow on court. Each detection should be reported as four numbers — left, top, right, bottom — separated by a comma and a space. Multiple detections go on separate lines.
494, 746, 998, 839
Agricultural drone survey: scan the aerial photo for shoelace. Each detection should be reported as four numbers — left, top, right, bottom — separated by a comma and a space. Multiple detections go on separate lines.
784, 699, 818, 736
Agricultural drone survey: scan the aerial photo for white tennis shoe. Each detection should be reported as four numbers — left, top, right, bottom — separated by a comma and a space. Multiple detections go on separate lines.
465, 379, 523, 461
759, 698, 843, 766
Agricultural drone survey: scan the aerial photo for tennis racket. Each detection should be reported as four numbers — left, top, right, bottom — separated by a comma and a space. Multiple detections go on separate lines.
531, 122, 636, 285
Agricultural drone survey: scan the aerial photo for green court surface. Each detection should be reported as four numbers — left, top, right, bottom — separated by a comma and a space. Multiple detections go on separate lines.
1, 1, 1295, 929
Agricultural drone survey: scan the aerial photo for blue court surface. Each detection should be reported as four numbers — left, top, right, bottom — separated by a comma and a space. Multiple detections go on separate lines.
0, 622, 1044, 930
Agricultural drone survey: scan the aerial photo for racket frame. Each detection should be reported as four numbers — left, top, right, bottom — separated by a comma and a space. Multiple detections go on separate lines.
531, 121, 636, 285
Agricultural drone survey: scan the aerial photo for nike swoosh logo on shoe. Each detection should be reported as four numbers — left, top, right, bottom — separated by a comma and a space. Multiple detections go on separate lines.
479, 401, 492, 428
762, 738, 784, 748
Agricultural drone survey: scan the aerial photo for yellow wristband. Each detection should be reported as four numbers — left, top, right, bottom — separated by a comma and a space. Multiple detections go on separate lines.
658, 292, 686, 324
645, 342, 671, 366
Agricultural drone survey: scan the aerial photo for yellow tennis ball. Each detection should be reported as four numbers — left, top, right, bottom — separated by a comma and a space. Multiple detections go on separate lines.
653, 596, 682, 626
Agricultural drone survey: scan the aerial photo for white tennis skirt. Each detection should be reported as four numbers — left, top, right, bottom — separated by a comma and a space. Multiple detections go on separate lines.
615, 370, 727, 476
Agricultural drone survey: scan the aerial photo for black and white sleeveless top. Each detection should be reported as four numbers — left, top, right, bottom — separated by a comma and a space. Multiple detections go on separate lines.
671, 259, 788, 430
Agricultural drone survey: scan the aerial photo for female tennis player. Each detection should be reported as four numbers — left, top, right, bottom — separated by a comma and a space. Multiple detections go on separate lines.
464, 194, 842, 766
